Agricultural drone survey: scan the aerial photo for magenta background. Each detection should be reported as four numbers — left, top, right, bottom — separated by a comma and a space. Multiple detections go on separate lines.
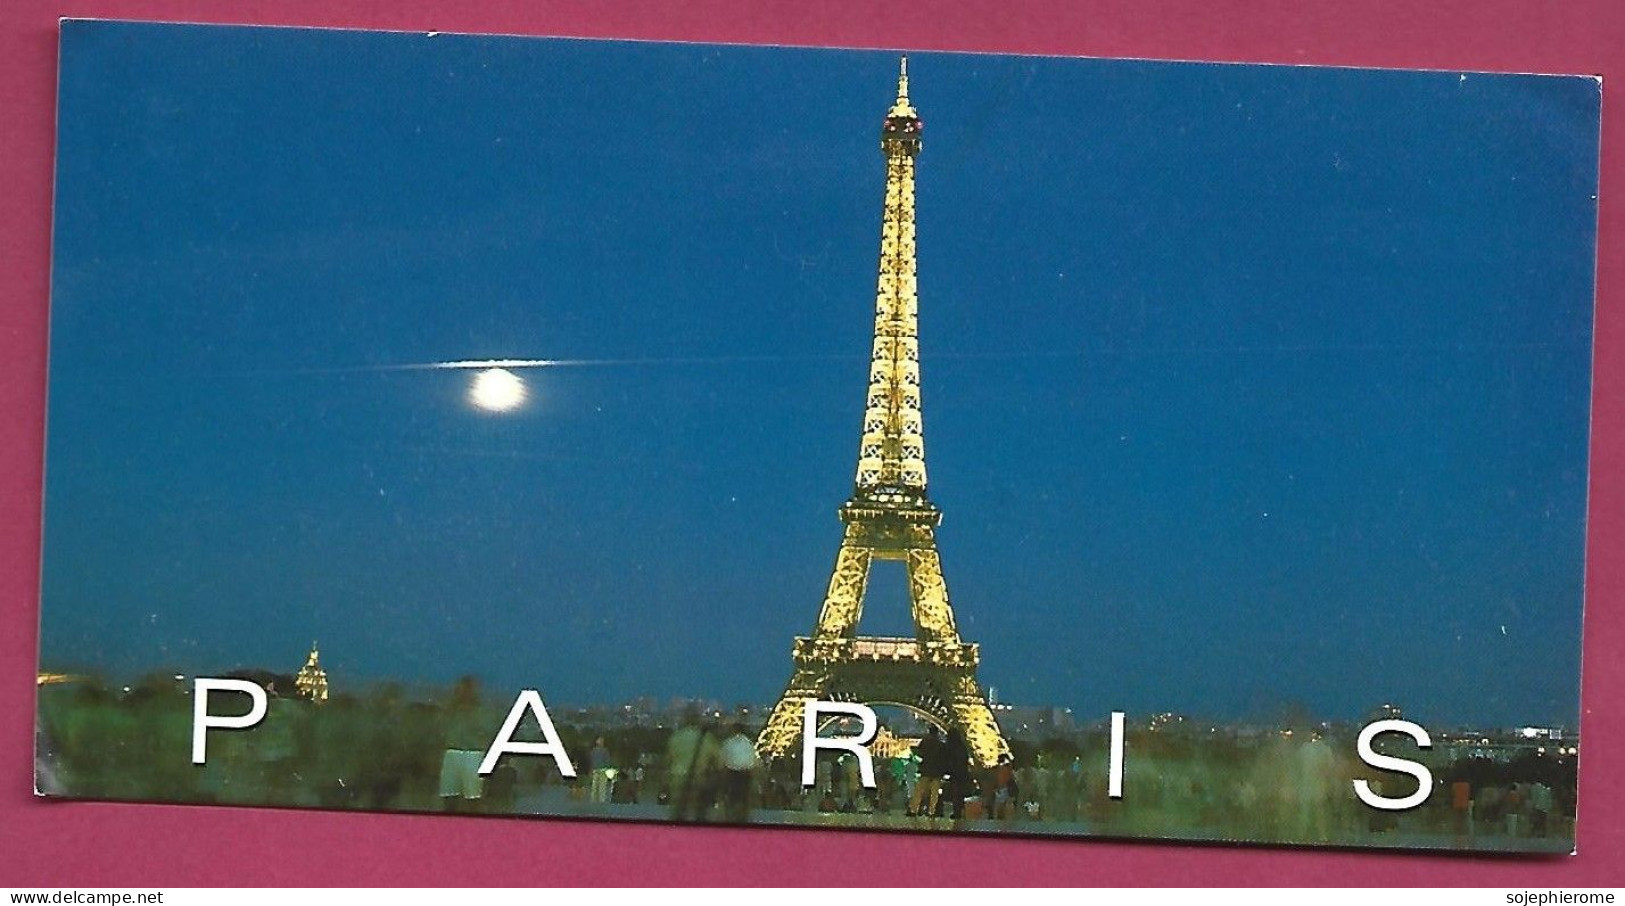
1, 0, 1620, 887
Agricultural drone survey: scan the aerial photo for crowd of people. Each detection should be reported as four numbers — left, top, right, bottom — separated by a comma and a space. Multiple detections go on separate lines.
36, 676, 1576, 849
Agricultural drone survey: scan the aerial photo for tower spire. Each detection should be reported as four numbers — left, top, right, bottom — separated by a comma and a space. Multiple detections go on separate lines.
856, 56, 926, 497
890, 56, 915, 118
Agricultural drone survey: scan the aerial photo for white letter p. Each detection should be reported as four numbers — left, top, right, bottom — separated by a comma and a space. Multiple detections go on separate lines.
192, 677, 268, 764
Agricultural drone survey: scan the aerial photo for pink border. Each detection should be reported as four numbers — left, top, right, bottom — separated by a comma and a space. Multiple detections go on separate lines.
2, 0, 1620, 886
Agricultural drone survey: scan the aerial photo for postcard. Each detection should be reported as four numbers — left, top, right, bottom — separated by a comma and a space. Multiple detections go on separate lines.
35, 20, 1599, 854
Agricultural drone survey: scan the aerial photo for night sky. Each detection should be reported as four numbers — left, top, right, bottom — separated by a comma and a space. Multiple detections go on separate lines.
41, 21, 1599, 726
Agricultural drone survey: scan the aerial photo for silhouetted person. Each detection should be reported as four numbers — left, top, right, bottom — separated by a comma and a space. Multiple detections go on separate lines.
909, 726, 947, 817
437, 677, 486, 813
588, 737, 614, 804
666, 711, 720, 821
941, 728, 971, 818
357, 685, 409, 810
718, 722, 760, 822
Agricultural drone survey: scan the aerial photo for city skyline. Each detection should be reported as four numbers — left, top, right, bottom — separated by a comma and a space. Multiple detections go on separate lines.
40, 23, 1598, 728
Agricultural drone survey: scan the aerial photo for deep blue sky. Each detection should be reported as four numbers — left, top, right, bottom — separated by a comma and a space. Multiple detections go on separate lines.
42, 22, 1599, 726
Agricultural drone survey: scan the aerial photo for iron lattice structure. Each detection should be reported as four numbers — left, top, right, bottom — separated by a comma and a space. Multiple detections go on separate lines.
758, 60, 1011, 769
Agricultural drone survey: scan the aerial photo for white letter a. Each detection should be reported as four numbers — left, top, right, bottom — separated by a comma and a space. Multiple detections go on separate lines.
479, 689, 577, 778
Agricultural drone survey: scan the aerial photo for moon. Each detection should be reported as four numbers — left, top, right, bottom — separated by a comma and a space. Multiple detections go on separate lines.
468, 367, 527, 412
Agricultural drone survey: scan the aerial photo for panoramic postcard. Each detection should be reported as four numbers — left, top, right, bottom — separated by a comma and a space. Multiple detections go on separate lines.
37, 21, 1599, 853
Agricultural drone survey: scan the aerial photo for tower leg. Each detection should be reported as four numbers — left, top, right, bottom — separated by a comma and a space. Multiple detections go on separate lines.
813, 543, 872, 638
905, 542, 959, 642
949, 693, 1012, 768
757, 668, 824, 760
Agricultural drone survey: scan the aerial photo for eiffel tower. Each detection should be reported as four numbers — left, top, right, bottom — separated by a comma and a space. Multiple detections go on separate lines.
757, 58, 1011, 769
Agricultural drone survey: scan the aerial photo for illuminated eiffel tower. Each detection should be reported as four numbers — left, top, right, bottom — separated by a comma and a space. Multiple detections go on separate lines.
758, 59, 1011, 769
